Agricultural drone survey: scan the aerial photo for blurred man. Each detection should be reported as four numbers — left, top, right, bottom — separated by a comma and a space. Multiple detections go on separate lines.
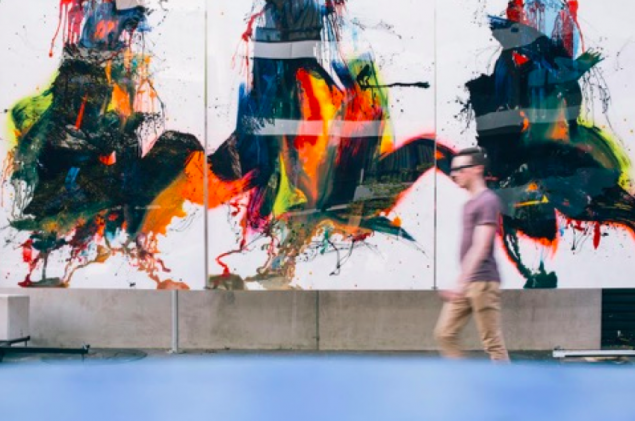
434, 147, 510, 362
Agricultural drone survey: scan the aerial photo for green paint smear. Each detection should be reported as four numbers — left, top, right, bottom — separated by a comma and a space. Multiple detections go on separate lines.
575, 119, 633, 190
7, 86, 54, 146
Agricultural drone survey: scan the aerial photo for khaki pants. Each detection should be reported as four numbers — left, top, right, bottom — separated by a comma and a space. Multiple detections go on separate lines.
434, 281, 509, 361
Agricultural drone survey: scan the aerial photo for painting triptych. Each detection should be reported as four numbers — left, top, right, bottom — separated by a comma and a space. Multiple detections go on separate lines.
1, 0, 634, 290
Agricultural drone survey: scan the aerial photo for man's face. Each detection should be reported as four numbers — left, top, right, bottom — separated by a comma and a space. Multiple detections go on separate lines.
450, 155, 479, 189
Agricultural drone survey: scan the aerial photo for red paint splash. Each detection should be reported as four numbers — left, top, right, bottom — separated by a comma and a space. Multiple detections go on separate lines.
21, 239, 33, 264
593, 222, 602, 249
294, 69, 323, 149
215, 214, 249, 277
506, 0, 526, 23
75, 95, 88, 129
99, 152, 117, 166
18, 239, 39, 287
241, 9, 265, 42
553, 0, 585, 57
237, 8, 266, 73
50, 0, 86, 57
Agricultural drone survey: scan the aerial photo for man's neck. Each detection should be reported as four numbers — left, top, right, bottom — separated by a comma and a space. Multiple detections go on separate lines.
467, 180, 487, 197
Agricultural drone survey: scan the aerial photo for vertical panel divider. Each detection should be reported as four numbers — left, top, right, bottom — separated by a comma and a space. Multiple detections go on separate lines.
171, 290, 180, 353
203, 0, 211, 289
432, 0, 439, 291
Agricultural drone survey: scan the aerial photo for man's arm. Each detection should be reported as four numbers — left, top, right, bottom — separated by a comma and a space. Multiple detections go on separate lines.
456, 223, 497, 291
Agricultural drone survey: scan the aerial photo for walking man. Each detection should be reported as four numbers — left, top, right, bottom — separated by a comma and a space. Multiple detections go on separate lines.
434, 147, 510, 362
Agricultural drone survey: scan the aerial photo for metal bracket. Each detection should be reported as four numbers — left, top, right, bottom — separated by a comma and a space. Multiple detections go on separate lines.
0, 343, 90, 362
553, 348, 635, 359
0, 336, 30, 347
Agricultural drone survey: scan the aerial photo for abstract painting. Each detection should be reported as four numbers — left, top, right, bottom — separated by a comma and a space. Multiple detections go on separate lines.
0, 0, 207, 289
438, 0, 635, 288
206, 0, 440, 289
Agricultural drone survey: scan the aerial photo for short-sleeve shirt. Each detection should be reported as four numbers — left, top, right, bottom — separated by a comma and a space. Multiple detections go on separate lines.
459, 189, 501, 282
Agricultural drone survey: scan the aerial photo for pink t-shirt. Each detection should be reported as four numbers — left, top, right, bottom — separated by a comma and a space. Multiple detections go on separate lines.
459, 189, 501, 282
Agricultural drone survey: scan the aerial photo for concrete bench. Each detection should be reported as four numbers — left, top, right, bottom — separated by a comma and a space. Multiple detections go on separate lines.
0, 295, 29, 342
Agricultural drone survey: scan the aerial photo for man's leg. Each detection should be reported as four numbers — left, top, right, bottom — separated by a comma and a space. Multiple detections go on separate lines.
434, 296, 472, 359
469, 281, 510, 362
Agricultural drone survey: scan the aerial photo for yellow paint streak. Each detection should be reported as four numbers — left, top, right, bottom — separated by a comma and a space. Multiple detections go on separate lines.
514, 195, 549, 208
273, 152, 307, 217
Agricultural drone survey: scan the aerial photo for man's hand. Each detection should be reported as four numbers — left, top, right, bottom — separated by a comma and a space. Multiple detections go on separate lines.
439, 281, 467, 302
439, 289, 463, 302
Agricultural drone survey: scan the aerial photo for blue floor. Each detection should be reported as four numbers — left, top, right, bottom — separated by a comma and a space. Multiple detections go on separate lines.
1, 354, 634, 420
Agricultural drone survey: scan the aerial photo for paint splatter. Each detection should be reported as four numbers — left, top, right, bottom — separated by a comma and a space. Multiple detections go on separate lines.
207, 0, 452, 288
464, 0, 635, 288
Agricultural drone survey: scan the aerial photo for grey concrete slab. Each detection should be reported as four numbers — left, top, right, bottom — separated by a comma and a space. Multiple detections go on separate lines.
0, 294, 29, 340
0, 289, 172, 348
501, 290, 602, 351
178, 291, 318, 350
318, 291, 445, 351
319, 290, 601, 351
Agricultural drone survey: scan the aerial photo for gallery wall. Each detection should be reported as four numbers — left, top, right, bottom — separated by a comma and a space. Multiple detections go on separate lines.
0, 0, 633, 290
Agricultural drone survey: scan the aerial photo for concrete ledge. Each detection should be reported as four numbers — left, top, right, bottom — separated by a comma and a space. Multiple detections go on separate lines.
0, 294, 29, 340
179, 291, 318, 350
502, 290, 602, 350
318, 290, 601, 351
0, 288, 601, 351
318, 292, 438, 351
0, 289, 172, 348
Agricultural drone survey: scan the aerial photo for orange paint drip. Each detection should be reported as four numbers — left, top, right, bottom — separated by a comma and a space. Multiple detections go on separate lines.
105, 60, 112, 83
519, 111, 530, 132
75, 95, 88, 129
527, 182, 539, 192
110, 84, 132, 118
551, 121, 569, 140
99, 152, 116, 166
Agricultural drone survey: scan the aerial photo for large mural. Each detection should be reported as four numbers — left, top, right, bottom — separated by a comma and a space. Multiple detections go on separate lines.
1, 0, 634, 289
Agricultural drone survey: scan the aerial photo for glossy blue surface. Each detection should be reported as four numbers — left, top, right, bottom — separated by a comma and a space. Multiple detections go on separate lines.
1, 355, 633, 421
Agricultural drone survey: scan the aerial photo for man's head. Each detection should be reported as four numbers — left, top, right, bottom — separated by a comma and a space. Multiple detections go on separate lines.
450, 147, 488, 190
